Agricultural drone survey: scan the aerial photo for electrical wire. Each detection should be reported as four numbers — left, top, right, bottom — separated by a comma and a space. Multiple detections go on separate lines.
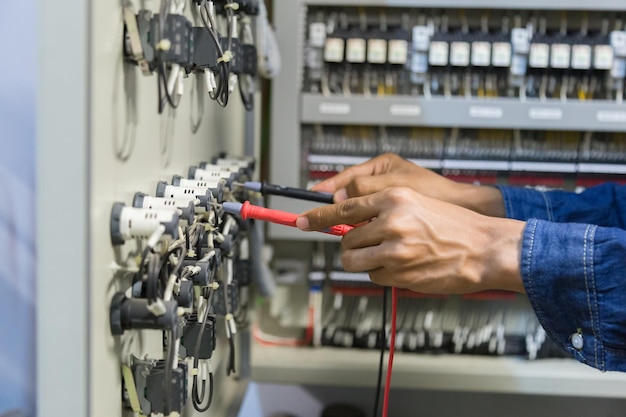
382, 288, 398, 417
146, 253, 162, 303
163, 327, 177, 416
373, 287, 388, 417
192, 286, 216, 412
156, 0, 182, 113
199, 0, 231, 107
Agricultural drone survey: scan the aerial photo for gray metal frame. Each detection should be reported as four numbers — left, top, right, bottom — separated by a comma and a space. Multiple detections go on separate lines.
37, 0, 90, 416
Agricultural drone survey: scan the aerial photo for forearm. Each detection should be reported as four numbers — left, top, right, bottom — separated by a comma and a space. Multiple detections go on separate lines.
451, 183, 506, 218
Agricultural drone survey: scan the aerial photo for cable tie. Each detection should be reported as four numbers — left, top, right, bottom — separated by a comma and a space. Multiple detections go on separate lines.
176, 307, 185, 316
157, 38, 172, 51
147, 299, 167, 316
224, 2, 239, 10
218, 50, 233, 63
241, 16, 251, 24
191, 367, 199, 376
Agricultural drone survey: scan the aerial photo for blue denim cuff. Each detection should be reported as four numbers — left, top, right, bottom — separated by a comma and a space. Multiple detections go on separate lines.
497, 186, 554, 221
522, 219, 626, 372
498, 184, 626, 228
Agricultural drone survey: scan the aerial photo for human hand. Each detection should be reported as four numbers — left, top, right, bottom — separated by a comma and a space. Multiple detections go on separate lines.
297, 187, 524, 294
311, 153, 505, 217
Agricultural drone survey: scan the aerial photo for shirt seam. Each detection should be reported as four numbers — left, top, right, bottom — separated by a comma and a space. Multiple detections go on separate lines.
589, 225, 604, 370
583, 224, 600, 369
540, 192, 554, 221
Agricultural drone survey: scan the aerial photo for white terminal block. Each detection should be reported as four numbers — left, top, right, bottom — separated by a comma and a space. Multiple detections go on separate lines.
594, 44, 614, 70
571, 44, 592, 70
189, 166, 237, 186
171, 175, 224, 203
388, 39, 409, 64
171, 175, 223, 189
110, 202, 179, 246
308, 22, 327, 48
471, 41, 491, 67
529, 43, 550, 69
429, 41, 449, 66
199, 163, 240, 174
346, 38, 367, 63
367, 38, 388, 64
213, 158, 252, 170
610, 31, 626, 79
324, 37, 344, 63
450, 41, 470, 67
550, 43, 571, 69
132, 192, 195, 224
492, 42, 512, 67
156, 181, 211, 208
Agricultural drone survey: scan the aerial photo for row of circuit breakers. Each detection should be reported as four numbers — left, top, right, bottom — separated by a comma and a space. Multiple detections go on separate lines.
304, 8, 626, 98
315, 22, 626, 73
108, 156, 254, 416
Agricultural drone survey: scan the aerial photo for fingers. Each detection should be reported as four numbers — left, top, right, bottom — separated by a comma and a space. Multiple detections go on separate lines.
296, 194, 380, 231
310, 153, 400, 194
345, 174, 418, 198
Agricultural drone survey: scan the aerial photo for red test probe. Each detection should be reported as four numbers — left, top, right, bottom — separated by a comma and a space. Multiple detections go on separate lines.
221, 201, 353, 236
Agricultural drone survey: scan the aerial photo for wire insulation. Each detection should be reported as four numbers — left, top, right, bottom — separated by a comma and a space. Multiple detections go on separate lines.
382, 288, 398, 417
373, 287, 388, 417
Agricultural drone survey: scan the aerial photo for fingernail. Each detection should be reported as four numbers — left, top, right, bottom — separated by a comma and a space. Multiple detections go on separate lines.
296, 216, 310, 230
335, 188, 348, 202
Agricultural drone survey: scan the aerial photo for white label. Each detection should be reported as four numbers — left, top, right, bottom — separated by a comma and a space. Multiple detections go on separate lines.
469, 106, 503, 119
597, 110, 626, 123
367, 39, 387, 64
319, 102, 350, 115
492, 42, 512, 67
345, 38, 366, 63
308, 23, 326, 47
511, 28, 530, 54
429, 41, 449, 66
550, 43, 571, 69
610, 31, 626, 56
529, 108, 563, 120
571, 45, 592, 70
389, 104, 421, 117
594, 45, 614, 70
388, 39, 409, 64
529, 43, 550, 68
324, 38, 344, 62
450, 41, 470, 66
471, 41, 491, 66
412, 26, 431, 51
411, 52, 428, 73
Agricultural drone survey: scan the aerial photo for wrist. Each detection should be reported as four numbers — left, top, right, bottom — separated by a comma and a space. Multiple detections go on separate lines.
455, 184, 506, 217
479, 217, 525, 293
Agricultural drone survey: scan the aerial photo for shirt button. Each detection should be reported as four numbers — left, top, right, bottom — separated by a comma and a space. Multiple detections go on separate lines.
571, 332, 584, 350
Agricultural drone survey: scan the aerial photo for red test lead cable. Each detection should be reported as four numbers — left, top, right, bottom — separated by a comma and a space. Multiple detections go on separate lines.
382, 287, 398, 417
221, 201, 353, 236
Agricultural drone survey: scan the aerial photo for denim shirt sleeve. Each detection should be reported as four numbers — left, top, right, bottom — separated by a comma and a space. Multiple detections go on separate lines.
522, 219, 626, 372
498, 183, 626, 228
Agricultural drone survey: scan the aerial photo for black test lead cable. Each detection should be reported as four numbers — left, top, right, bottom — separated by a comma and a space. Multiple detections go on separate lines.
234, 181, 335, 204
373, 287, 389, 417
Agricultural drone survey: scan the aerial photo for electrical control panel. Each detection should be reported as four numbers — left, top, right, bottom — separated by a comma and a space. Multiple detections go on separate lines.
262, 0, 626, 406
108, 156, 255, 416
